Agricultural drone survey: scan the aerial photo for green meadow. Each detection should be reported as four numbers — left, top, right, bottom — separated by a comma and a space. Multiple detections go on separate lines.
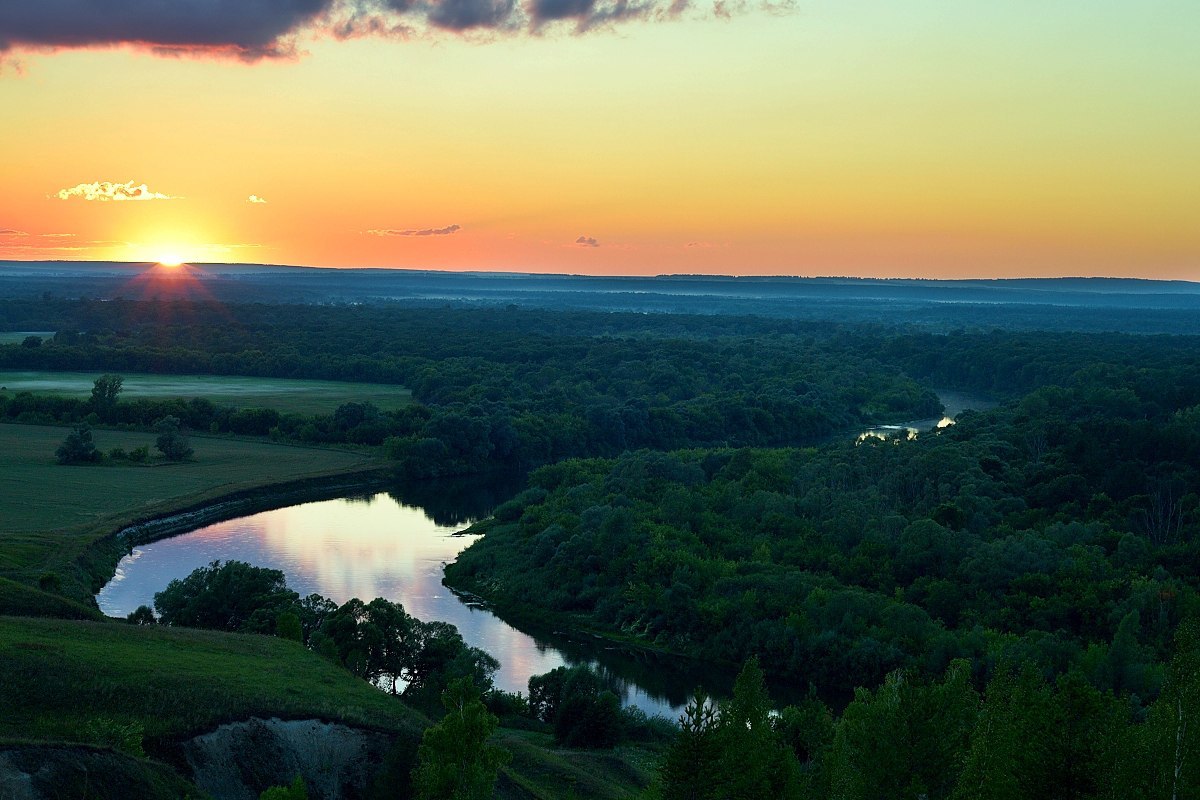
0, 370, 411, 414
0, 423, 386, 595
0, 616, 424, 744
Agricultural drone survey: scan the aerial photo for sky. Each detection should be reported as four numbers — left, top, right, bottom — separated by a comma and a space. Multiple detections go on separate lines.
1, 1, 1197, 279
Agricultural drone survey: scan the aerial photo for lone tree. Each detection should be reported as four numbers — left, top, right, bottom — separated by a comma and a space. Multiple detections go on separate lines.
154, 415, 193, 461
56, 423, 101, 464
412, 677, 509, 800
89, 374, 123, 419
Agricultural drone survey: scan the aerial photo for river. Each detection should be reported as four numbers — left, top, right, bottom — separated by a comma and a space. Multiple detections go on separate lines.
96, 389, 996, 719
857, 389, 997, 442
96, 484, 712, 719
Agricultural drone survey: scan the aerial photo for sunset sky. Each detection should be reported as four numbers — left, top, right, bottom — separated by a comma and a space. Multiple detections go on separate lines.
1, 1, 1197, 278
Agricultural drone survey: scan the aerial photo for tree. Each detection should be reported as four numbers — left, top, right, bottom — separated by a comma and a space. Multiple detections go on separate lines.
55, 423, 101, 464
259, 777, 308, 800
90, 373, 123, 419
127, 605, 156, 625
154, 415, 193, 461
660, 690, 723, 800
153, 560, 298, 633
412, 677, 509, 800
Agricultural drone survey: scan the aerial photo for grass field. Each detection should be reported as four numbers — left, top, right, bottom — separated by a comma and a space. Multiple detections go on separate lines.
0, 423, 386, 594
0, 331, 54, 344
496, 729, 661, 800
0, 616, 424, 744
0, 370, 411, 414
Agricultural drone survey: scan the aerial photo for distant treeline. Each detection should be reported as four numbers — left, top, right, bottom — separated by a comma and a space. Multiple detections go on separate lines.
1, 300, 946, 476
5, 300, 1200, 480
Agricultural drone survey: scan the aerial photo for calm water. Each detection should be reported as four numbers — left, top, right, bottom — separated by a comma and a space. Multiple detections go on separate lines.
857, 389, 996, 442
97, 490, 694, 718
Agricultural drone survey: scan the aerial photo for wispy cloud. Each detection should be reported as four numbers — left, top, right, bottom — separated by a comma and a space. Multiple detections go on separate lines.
55, 181, 179, 202
0, 232, 104, 255
575, 235, 600, 248
368, 224, 461, 237
248, 195, 268, 204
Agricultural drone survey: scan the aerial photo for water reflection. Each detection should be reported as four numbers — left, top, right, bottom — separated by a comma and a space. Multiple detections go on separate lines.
96, 488, 689, 718
857, 389, 996, 443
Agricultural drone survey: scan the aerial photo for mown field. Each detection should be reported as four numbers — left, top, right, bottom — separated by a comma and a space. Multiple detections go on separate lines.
0, 423, 387, 594
0, 370, 411, 414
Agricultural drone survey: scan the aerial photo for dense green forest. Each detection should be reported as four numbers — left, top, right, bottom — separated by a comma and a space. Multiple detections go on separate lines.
7, 294, 1200, 797
449, 369, 1200, 697
0, 301, 947, 476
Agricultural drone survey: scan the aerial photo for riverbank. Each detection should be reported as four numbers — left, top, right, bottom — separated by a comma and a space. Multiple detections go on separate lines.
0, 422, 391, 613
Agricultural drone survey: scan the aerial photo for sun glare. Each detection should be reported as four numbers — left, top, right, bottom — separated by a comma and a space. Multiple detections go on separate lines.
157, 254, 184, 268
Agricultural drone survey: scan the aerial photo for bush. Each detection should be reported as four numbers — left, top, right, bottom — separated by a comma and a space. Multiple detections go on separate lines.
154, 415, 193, 461
55, 423, 101, 465
82, 717, 145, 758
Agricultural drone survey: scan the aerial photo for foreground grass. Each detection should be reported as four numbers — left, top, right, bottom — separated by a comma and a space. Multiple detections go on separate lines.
0, 369, 411, 414
0, 616, 424, 745
0, 423, 386, 601
496, 729, 662, 800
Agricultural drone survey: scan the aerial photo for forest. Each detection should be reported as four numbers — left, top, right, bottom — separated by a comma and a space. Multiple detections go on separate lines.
4, 290, 1200, 798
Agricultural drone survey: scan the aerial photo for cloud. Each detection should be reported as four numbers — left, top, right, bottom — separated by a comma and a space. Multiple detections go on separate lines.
0, 228, 27, 236
56, 181, 178, 201
0, 1, 328, 60
248, 194, 268, 204
368, 224, 461, 236
1, 0, 763, 65
428, 0, 516, 30
575, 235, 599, 247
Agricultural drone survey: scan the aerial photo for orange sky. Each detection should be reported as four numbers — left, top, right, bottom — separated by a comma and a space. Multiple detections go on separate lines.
1, 2, 1197, 278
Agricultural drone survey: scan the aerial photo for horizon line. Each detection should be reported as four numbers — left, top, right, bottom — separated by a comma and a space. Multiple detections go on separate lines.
1, 258, 1197, 287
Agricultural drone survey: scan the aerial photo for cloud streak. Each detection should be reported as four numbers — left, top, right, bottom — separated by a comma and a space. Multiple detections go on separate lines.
576, 235, 599, 247
368, 224, 462, 236
1, 0, 756, 64
248, 195, 268, 204
56, 181, 178, 201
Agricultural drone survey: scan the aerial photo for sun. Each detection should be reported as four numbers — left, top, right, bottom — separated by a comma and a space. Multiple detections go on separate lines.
157, 253, 184, 268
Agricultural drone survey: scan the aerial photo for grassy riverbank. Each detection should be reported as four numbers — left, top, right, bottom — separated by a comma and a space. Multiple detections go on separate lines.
0, 423, 388, 609
0, 616, 425, 745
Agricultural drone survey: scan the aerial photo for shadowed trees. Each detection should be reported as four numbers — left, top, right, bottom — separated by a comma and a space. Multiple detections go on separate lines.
55, 423, 101, 464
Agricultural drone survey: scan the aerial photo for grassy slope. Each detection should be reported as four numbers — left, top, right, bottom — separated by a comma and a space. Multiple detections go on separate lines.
0, 423, 386, 603
496, 730, 661, 800
0, 744, 205, 800
0, 617, 660, 799
0, 369, 411, 414
0, 616, 425, 744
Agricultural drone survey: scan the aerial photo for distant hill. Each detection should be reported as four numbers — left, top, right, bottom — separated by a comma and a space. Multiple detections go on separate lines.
3, 260, 1200, 333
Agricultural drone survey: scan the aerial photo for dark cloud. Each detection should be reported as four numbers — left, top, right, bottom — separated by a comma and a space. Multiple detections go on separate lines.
576, 235, 599, 247
0, 0, 330, 59
0, 0, 775, 63
529, 0, 594, 23
368, 224, 462, 236
427, 0, 516, 30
